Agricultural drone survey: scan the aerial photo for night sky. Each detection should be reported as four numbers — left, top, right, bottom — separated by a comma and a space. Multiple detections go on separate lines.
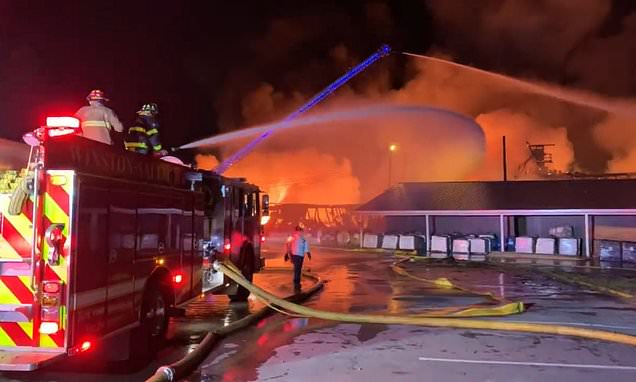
0, 1, 430, 145
1, 1, 635, 171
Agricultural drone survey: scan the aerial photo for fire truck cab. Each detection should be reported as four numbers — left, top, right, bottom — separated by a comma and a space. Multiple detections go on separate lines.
0, 118, 267, 370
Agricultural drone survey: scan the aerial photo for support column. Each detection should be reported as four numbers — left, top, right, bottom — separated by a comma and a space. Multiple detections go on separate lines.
499, 214, 505, 252
584, 214, 591, 258
425, 214, 430, 253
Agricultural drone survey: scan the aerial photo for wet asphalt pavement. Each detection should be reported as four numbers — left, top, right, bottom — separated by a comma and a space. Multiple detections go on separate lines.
4, 247, 636, 381
190, 248, 636, 382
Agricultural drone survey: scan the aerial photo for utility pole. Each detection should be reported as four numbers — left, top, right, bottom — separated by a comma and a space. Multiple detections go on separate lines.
388, 144, 397, 188
502, 136, 508, 181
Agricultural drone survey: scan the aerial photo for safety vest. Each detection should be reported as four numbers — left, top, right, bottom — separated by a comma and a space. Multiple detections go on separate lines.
287, 233, 309, 257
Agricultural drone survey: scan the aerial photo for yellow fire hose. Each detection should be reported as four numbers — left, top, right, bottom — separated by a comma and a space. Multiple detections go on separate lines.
391, 262, 526, 317
391, 263, 502, 301
270, 264, 522, 317
146, 271, 325, 382
220, 261, 636, 347
487, 260, 635, 299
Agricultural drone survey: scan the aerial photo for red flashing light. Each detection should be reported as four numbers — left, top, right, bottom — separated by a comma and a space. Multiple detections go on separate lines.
68, 339, 95, 356
45, 116, 81, 138
173, 273, 183, 284
261, 235, 266, 243
43, 282, 61, 294
48, 127, 79, 138
46, 116, 80, 128
39, 321, 59, 334
224, 243, 231, 252
80, 340, 92, 352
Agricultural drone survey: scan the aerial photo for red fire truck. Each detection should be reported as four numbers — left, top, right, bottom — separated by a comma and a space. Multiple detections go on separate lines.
0, 117, 268, 370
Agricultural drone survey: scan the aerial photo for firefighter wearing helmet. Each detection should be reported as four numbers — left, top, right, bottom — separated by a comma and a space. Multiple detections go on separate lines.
124, 103, 168, 157
74, 89, 124, 145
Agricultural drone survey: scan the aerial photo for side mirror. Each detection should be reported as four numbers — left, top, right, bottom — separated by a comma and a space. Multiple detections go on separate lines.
260, 194, 270, 226
262, 194, 269, 216
22, 131, 40, 147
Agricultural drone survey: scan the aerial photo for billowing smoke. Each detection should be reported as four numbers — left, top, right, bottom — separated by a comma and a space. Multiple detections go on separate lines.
474, 110, 574, 179
427, 0, 613, 80
197, 0, 636, 204
390, 57, 579, 179
427, 0, 636, 171
593, 116, 636, 173
195, 105, 485, 204
198, 51, 581, 204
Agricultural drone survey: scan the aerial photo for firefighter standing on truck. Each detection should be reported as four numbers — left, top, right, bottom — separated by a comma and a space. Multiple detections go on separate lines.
74, 89, 124, 145
285, 225, 311, 291
124, 103, 168, 157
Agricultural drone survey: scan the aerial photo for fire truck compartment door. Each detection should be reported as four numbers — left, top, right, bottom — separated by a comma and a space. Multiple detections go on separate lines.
0, 349, 65, 371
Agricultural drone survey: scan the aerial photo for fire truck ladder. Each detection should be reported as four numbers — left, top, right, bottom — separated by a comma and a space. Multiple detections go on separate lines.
213, 44, 392, 175
0, 147, 64, 371
0, 150, 37, 326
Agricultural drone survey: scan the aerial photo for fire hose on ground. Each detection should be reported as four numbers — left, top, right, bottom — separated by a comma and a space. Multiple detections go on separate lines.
145, 270, 325, 382
391, 259, 506, 301
395, 253, 635, 300
390, 259, 527, 317
219, 261, 636, 348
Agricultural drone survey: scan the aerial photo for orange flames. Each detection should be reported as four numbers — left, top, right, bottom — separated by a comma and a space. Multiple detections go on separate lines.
196, 50, 636, 205
196, 150, 360, 205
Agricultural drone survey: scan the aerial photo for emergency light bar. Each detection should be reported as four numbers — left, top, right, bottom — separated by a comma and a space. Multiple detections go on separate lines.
46, 116, 80, 128
22, 116, 82, 145
44, 116, 81, 138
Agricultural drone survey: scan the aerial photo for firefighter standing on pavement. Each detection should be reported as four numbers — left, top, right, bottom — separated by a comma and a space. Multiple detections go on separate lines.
285, 225, 311, 291
124, 103, 168, 157
74, 89, 124, 145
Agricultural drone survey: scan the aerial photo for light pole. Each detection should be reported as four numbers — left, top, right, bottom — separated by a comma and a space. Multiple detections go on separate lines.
388, 144, 397, 188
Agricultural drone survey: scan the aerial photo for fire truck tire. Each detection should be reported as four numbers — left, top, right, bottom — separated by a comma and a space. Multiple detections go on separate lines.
228, 242, 255, 302
133, 282, 170, 359
229, 273, 252, 302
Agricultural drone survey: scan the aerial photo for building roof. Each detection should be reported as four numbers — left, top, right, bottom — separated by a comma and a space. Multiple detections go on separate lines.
357, 180, 636, 215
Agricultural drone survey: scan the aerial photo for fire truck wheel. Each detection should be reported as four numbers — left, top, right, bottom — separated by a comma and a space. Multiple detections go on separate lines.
135, 283, 170, 357
228, 273, 252, 302
228, 242, 255, 302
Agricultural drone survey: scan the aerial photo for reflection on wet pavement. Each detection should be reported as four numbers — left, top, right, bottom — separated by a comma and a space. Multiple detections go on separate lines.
1, 270, 307, 382
191, 248, 636, 382
6, 248, 636, 382
170, 273, 294, 342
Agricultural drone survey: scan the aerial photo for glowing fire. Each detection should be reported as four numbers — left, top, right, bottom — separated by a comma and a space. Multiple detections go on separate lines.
192, 48, 636, 205
268, 182, 289, 204
196, 149, 361, 205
